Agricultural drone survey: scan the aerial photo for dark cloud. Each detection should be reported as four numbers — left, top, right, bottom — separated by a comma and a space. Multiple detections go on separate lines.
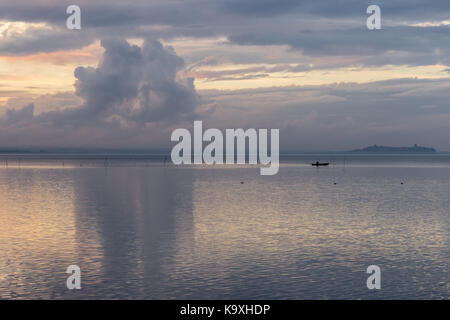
222, 0, 450, 21
222, 0, 303, 17
0, 26, 95, 55
0, 1, 217, 28
1, 0, 450, 69
229, 26, 450, 66
2, 1, 448, 24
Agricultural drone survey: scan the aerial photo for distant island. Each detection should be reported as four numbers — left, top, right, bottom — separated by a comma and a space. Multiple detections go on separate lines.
348, 144, 437, 154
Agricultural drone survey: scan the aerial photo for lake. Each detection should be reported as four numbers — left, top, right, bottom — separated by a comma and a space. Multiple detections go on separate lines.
0, 154, 449, 299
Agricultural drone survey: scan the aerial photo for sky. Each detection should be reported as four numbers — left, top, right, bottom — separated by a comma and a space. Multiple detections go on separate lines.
1, 0, 450, 151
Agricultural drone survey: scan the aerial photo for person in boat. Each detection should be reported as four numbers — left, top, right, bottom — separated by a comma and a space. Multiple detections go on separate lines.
312, 161, 329, 166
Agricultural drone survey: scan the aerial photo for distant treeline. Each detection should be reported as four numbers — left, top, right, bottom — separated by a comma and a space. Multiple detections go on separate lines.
348, 144, 437, 154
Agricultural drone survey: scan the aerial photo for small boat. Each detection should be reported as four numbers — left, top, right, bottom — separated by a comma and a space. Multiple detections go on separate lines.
311, 161, 329, 167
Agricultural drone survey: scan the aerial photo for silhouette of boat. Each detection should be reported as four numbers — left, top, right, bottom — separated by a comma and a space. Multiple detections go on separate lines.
311, 161, 329, 167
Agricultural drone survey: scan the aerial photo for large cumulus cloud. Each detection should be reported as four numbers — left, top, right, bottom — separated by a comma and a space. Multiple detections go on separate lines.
0, 38, 200, 148
70, 38, 198, 124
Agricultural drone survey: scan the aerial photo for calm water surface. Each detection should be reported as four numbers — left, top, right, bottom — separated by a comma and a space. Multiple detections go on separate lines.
0, 154, 449, 299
